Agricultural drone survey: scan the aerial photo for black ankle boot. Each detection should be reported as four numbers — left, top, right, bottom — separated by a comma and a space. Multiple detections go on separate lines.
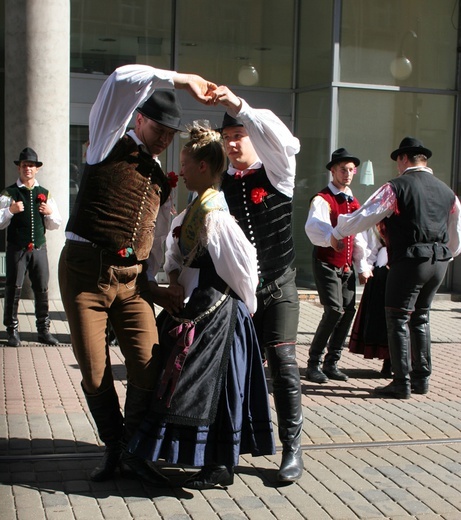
37, 330, 59, 345
90, 443, 122, 482
120, 452, 170, 486
7, 329, 21, 347
183, 465, 234, 490
411, 378, 429, 395
374, 381, 410, 399
323, 363, 348, 381
306, 365, 329, 383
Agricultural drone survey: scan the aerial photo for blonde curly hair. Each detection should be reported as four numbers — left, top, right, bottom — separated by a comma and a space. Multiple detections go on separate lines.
183, 120, 226, 181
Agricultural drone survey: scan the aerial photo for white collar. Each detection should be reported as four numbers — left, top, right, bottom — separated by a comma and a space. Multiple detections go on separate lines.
401, 166, 433, 176
227, 160, 263, 177
17, 178, 39, 189
328, 181, 353, 197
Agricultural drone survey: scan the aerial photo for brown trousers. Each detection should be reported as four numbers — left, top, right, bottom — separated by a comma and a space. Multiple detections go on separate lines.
58, 240, 158, 394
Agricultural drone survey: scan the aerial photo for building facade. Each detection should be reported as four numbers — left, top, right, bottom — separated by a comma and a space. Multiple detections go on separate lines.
2, 0, 461, 295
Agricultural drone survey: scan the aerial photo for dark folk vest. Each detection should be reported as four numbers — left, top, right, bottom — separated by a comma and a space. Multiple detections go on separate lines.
67, 135, 171, 261
4, 184, 49, 248
313, 187, 361, 269
221, 166, 295, 284
385, 170, 455, 264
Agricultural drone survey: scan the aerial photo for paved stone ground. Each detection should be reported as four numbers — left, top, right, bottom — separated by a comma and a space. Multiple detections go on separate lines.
1, 296, 461, 519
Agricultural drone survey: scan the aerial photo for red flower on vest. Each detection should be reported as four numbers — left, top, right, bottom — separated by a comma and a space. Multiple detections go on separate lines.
251, 187, 268, 205
36, 193, 47, 203
167, 171, 178, 188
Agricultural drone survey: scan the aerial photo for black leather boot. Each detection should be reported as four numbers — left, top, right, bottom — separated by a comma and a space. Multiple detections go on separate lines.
409, 310, 431, 395
306, 306, 342, 383
4, 287, 22, 347
35, 291, 59, 345
82, 384, 124, 481
374, 381, 411, 399
323, 308, 356, 382
374, 309, 411, 399
380, 358, 392, 378
306, 365, 328, 383
266, 345, 304, 482
322, 363, 348, 381
183, 465, 234, 490
120, 383, 170, 486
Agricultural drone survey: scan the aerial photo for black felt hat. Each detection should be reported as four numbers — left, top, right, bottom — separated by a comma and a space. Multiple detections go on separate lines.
218, 112, 244, 132
137, 90, 183, 131
326, 148, 360, 170
14, 147, 43, 167
390, 136, 432, 161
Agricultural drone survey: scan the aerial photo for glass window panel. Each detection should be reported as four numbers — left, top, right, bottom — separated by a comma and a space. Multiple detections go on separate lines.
340, 0, 458, 89
176, 0, 294, 88
297, 0, 334, 87
337, 88, 455, 205
70, 0, 172, 75
293, 90, 332, 288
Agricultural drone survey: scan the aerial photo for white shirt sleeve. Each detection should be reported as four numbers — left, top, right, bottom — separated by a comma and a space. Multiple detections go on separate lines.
163, 211, 201, 303
43, 195, 62, 230
447, 196, 461, 257
333, 183, 396, 239
304, 195, 334, 247
164, 208, 259, 313
229, 99, 300, 198
86, 64, 176, 164
0, 194, 13, 230
352, 231, 370, 273
206, 210, 258, 314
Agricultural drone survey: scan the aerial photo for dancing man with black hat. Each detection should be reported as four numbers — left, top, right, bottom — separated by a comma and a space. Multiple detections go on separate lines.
213, 85, 304, 483
332, 137, 461, 399
58, 64, 216, 486
305, 148, 371, 384
1, 148, 62, 347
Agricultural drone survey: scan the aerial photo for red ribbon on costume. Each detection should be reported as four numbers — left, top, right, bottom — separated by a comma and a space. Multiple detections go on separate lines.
156, 321, 195, 407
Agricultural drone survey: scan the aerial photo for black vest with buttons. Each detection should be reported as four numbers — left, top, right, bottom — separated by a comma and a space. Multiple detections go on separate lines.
385, 169, 455, 264
3, 184, 49, 248
221, 166, 295, 284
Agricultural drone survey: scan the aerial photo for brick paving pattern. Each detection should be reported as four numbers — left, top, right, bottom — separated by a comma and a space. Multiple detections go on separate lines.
1, 296, 460, 519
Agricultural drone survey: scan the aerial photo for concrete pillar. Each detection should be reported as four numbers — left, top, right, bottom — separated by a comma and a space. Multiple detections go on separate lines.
5, 0, 70, 299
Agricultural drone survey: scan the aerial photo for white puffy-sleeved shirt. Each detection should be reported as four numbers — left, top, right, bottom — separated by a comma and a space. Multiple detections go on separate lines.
164, 192, 259, 314
0, 179, 62, 230
332, 168, 461, 258
66, 64, 177, 279
304, 181, 370, 274
225, 99, 300, 197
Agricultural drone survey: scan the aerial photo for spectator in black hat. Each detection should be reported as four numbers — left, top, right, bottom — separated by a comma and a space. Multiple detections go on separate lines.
305, 148, 371, 384
332, 136, 461, 399
0, 148, 62, 347
58, 64, 216, 486
213, 85, 304, 483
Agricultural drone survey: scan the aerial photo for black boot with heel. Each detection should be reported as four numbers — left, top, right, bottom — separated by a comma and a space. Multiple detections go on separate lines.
266, 344, 304, 482
82, 384, 124, 481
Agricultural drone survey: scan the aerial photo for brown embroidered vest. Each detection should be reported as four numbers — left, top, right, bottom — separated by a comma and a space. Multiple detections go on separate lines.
66, 135, 171, 260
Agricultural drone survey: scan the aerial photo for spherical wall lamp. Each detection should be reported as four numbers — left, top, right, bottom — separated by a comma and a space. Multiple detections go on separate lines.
390, 30, 417, 81
238, 63, 259, 86
390, 56, 413, 81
